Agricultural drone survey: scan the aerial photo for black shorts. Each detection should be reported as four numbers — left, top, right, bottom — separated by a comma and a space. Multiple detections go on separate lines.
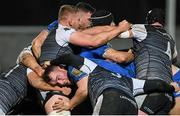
139, 92, 175, 115
88, 67, 133, 107
0, 64, 27, 114
93, 88, 138, 115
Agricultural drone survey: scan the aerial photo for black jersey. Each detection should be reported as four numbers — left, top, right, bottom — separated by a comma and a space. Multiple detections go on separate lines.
0, 64, 28, 114
132, 24, 176, 83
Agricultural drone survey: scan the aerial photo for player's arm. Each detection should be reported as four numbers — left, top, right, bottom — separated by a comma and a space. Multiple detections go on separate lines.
81, 44, 134, 63
103, 48, 134, 63
21, 52, 44, 77
118, 24, 147, 41
81, 25, 116, 35
69, 20, 131, 48
19, 21, 58, 76
31, 30, 49, 59
31, 20, 58, 59
69, 76, 88, 110
118, 30, 133, 38
27, 69, 65, 91
51, 69, 88, 111
17, 46, 44, 77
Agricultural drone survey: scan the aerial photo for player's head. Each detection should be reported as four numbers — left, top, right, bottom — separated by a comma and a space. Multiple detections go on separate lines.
43, 65, 71, 86
146, 8, 165, 26
75, 2, 96, 30
90, 10, 114, 26
58, 5, 78, 21
76, 2, 96, 14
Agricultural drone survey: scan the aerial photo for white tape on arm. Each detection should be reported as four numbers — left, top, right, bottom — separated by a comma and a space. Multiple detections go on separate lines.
119, 31, 130, 38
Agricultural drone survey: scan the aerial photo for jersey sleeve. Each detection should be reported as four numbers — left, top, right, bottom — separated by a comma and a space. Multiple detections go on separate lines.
131, 24, 147, 42
55, 25, 76, 46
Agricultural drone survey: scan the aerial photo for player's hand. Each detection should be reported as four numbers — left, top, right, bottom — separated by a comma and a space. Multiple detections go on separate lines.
118, 20, 131, 31
52, 96, 71, 112
47, 20, 58, 32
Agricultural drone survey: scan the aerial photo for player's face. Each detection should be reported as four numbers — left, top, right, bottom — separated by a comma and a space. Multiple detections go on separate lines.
72, 11, 91, 30
48, 67, 71, 86
78, 12, 92, 29
70, 13, 80, 30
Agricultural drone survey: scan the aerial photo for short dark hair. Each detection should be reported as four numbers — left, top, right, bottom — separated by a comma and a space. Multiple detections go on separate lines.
90, 10, 114, 26
43, 65, 57, 83
76, 2, 96, 13
146, 8, 165, 26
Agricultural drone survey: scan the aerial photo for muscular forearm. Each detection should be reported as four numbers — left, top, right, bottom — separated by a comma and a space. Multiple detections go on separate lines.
27, 71, 61, 91
69, 77, 88, 110
21, 53, 44, 77
91, 26, 127, 47
31, 29, 49, 59
69, 88, 87, 110
103, 48, 134, 63
82, 26, 115, 35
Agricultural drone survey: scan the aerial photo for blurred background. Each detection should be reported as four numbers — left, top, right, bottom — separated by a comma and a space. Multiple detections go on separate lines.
0, 0, 179, 72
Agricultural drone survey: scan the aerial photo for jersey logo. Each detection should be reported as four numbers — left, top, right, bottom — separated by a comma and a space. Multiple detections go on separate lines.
71, 68, 82, 77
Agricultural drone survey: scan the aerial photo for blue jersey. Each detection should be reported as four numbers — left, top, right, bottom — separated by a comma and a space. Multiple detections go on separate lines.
68, 66, 88, 83
80, 45, 136, 78
88, 58, 135, 78
69, 45, 180, 98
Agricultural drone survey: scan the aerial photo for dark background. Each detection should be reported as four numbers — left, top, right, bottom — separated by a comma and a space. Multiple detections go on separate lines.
0, 0, 180, 26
